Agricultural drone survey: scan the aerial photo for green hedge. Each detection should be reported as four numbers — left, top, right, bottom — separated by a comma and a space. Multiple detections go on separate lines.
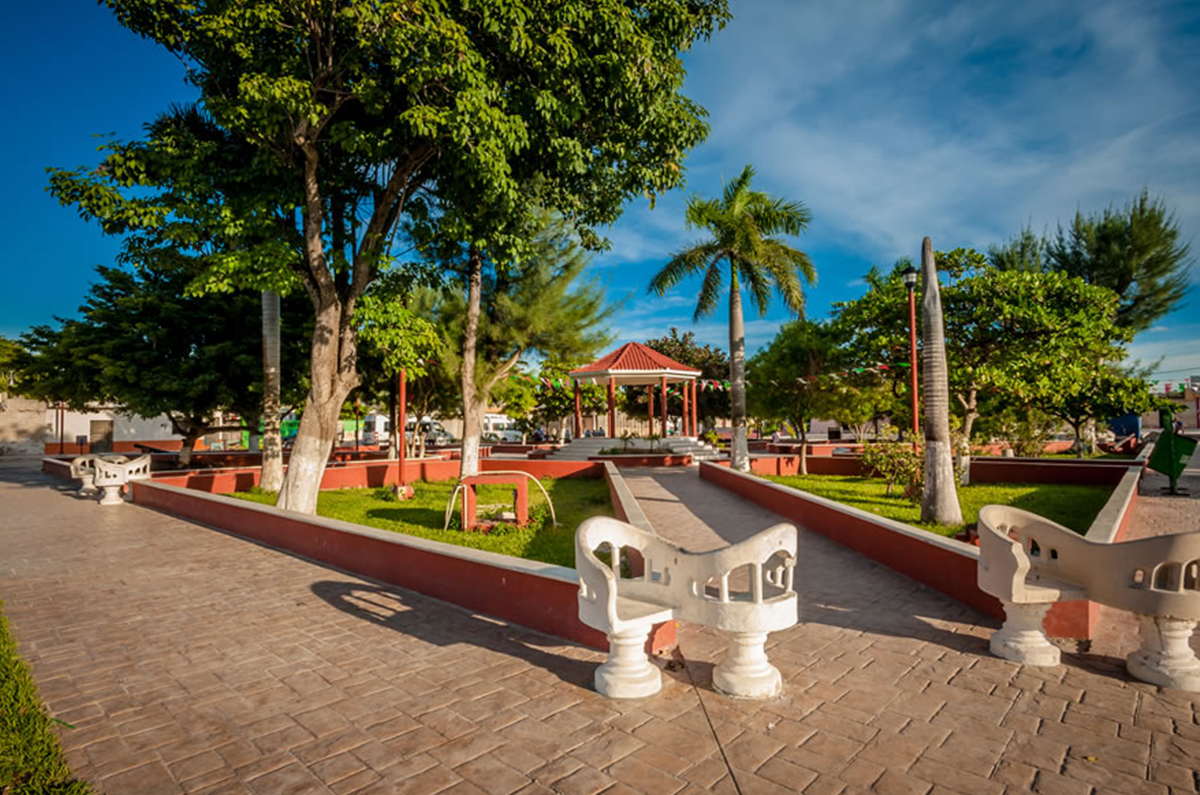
0, 602, 92, 794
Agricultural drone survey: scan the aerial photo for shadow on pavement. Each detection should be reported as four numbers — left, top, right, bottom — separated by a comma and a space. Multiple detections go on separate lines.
310, 579, 599, 688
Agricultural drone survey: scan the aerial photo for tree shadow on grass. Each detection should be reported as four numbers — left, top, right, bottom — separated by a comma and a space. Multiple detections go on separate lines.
310, 579, 599, 689
363, 506, 447, 530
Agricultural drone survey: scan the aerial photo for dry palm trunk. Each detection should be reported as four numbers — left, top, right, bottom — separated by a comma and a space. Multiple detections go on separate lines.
261, 290, 284, 491
919, 238, 963, 525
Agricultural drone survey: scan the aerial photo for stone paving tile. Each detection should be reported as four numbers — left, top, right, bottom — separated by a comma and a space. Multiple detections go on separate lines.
3, 460, 1200, 795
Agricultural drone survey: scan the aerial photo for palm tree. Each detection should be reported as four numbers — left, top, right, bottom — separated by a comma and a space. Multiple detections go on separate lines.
919, 239, 962, 524
649, 165, 815, 471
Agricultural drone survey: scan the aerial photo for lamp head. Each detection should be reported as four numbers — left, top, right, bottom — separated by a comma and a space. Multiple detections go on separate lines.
901, 265, 919, 289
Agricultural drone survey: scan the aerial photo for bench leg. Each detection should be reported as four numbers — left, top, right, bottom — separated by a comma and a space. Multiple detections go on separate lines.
990, 601, 1060, 666
77, 473, 98, 496
1127, 615, 1200, 691
98, 485, 124, 506
713, 631, 782, 699
594, 626, 661, 699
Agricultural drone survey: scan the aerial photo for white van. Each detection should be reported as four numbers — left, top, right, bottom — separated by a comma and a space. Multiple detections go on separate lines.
483, 414, 523, 443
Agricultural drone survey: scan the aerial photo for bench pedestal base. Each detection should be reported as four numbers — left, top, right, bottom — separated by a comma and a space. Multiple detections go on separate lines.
595, 626, 661, 699
1127, 615, 1200, 691
77, 473, 98, 497
98, 485, 124, 506
991, 601, 1060, 667
714, 631, 782, 699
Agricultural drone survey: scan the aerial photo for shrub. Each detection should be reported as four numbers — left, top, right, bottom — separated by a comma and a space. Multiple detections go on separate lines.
860, 442, 923, 501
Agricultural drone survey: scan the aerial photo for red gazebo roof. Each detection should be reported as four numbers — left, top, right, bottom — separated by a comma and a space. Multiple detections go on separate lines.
569, 342, 700, 385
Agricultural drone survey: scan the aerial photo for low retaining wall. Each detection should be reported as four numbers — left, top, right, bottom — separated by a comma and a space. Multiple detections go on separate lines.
700, 461, 1004, 622
741, 453, 1140, 486
969, 457, 1137, 486
748, 455, 863, 477
130, 480, 609, 650
60, 455, 671, 652
698, 461, 1141, 639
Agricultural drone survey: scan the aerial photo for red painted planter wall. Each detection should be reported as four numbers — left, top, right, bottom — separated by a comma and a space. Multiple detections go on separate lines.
699, 463, 1118, 638
969, 459, 1133, 486
700, 462, 1003, 620
130, 481, 609, 650
749, 456, 863, 477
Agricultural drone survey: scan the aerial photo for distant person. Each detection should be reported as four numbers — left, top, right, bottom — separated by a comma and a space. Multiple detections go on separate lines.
1175, 418, 1185, 435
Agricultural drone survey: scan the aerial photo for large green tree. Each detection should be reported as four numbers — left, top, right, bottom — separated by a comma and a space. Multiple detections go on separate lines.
1044, 191, 1191, 332
835, 256, 1134, 454
746, 320, 842, 474
415, 213, 614, 458
20, 266, 307, 465
59, 0, 729, 512
648, 165, 815, 471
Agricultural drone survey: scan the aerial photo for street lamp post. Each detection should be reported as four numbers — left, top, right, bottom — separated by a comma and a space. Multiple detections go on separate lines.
902, 266, 920, 452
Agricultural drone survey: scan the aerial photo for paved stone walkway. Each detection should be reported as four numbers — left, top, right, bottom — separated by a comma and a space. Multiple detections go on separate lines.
2, 458, 1199, 795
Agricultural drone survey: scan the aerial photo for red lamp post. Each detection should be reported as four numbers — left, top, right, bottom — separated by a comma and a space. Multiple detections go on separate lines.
903, 265, 920, 451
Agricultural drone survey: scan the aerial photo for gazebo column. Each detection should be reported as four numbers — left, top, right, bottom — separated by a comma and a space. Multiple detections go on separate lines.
660, 377, 668, 438
647, 384, 654, 436
574, 382, 583, 440
686, 384, 696, 439
608, 377, 616, 438
691, 381, 699, 436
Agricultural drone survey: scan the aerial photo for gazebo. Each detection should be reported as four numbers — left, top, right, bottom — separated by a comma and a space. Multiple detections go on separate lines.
569, 342, 701, 440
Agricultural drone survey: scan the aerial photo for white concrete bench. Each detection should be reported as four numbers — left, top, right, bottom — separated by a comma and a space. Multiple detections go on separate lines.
93, 454, 152, 505
70, 454, 128, 496
576, 516, 798, 699
978, 504, 1200, 690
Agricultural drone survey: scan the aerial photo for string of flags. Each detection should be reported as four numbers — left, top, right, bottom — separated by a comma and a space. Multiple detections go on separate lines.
505, 361, 913, 392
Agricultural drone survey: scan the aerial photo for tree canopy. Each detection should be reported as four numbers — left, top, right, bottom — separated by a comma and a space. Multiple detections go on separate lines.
19, 265, 309, 463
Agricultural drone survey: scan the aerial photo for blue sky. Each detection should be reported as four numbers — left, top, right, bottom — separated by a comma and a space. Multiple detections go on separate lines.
3, 0, 1198, 382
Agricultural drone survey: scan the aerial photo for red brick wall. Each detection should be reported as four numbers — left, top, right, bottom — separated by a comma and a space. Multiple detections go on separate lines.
130, 481, 609, 650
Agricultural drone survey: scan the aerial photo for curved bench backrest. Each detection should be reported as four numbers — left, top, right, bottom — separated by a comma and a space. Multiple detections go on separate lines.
979, 505, 1200, 620
576, 516, 799, 635
70, 455, 98, 478
93, 454, 152, 487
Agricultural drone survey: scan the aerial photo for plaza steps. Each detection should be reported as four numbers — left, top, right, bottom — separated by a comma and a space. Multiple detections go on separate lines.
663, 437, 725, 463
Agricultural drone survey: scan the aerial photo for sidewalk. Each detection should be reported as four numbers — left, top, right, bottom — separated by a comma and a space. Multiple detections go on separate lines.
2, 459, 1198, 795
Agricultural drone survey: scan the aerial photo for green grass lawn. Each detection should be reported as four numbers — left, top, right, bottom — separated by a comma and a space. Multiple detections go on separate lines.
0, 603, 93, 794
763, 474, 1112, 537
235, 477, 612, 567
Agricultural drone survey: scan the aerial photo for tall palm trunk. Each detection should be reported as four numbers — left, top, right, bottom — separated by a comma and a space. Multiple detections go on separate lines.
919, 238, 963, 524
261, 290, 284, 491
729, 271, 750, 471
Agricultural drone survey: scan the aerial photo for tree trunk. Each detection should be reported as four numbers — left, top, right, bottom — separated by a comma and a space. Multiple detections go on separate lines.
797, 416, 809, 476
386, 376, 399, 461
956, 388, 978, 487
275, 139, 363, 514
179, 429, 200, 468
919, 239, 963, 525
460, 247, 484, 477
729, 272, 750, 472
261, 290, 284, 491
276, 299, 357, 513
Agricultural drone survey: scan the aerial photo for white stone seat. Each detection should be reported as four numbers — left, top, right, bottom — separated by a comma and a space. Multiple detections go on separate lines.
70, 454, 128, 496
576, 516, 798, 699
93, 454, 151, 505
978, 504, 1200, 690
